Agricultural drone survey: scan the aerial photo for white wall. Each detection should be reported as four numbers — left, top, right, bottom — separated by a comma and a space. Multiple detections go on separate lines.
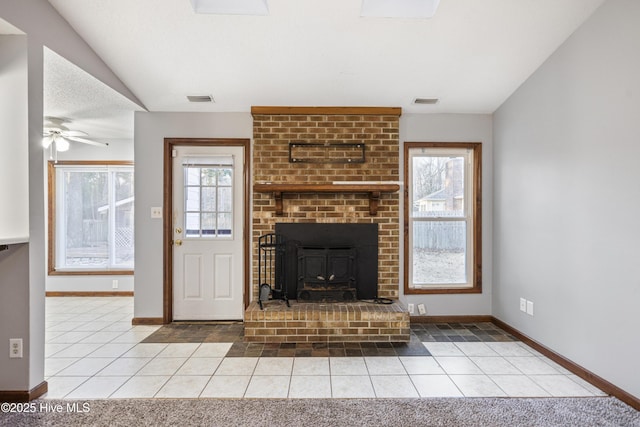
46, 139, 135, 292
493, 0, 640, 399
400, 113, 493, 315
0, 35, 28, 245
133, 112, 252, 319
0, 244, 30, 389
0, 35, 30, 391
0, 0, 144, 393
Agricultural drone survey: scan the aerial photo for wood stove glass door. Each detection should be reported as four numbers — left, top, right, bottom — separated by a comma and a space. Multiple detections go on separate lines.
172, 145, 244, 320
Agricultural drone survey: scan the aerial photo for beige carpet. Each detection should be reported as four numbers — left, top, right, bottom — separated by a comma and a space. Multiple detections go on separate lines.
1, 397, 638, 427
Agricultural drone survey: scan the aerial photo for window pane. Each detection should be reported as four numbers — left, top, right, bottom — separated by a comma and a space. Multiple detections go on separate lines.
185, 187, 200, 211
412, 155, 464, 217
201, 213, 216, 235
185, 212, 201, 236
52, 165, 135, 272
201, 187, 216, 211
62, 171, 108, 268
218, 187, 232, 212
217, 213, 232, 236
201, 167, 217, 185
412, 221, 466, 284
113, 171, 134, 267
182, 164, 233, 239
186, 167, 200, 185
217, 168, 232, 185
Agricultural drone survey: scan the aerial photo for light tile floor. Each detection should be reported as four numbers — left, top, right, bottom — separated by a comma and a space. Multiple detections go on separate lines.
43, 297, 607, 399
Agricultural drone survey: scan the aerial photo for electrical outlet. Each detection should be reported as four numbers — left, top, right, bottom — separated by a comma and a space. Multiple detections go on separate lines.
112, 279, 119, 289
150, 207, 163, 219
526, 301, 534, 316
520, 298, 527, 312
9, 339, 23, 358
407, 303, 415, 314
417, 303, 426, 315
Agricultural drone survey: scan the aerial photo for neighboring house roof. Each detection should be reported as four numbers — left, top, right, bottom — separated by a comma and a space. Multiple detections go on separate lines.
420, 188, 446, 201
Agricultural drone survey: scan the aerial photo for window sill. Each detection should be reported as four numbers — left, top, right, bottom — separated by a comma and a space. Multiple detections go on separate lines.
405, 286, 481, 295
48, 270, 134, 276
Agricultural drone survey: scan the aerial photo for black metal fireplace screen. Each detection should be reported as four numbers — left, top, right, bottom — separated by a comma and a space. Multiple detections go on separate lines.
296, 246, 357, 301
273, 223, 379, 302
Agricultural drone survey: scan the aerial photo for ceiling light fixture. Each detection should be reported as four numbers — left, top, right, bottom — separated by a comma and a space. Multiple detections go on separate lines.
189, 0, 269, 16
360, 0, 440, 19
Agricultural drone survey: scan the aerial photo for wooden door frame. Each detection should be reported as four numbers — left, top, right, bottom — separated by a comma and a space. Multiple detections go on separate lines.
163, 138, 251, 324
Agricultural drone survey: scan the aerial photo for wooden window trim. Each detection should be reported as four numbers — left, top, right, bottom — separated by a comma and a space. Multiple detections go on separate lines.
403, 142, 482, 294
47, 160, 134, 276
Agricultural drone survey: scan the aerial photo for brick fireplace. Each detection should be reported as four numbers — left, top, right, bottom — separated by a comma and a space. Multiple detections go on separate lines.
247, 106, 408, 342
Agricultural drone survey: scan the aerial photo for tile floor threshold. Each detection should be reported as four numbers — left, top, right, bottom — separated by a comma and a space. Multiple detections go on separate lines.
43, 297, 608, 400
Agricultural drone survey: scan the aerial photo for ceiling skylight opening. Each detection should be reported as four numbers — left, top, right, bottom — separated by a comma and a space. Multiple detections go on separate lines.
189, 0, 269, 16
187, 95, 215, 103
360, 0, 440, 19
413, 98, 439, 105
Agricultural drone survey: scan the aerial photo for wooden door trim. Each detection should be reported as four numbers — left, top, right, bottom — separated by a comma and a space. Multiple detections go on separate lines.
163, 138, 251, 324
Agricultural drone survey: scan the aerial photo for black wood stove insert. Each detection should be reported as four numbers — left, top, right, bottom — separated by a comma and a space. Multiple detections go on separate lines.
275, 223, 378, 301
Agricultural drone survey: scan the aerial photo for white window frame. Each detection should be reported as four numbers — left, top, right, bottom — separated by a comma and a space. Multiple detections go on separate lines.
48, 161, 134, 275
182, 155, 235, 240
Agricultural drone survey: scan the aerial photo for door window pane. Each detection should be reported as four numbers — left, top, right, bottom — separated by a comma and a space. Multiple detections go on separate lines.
183, 164, 233, 238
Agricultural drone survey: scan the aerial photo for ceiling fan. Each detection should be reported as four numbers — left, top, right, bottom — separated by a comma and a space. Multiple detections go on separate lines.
42, 117, 108, 153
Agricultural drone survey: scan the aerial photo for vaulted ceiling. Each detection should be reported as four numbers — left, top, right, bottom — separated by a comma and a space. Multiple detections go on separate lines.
4, 1, 609, 142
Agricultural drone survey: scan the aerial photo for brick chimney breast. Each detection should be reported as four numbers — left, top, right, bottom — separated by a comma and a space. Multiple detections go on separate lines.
251, 107, 401, 300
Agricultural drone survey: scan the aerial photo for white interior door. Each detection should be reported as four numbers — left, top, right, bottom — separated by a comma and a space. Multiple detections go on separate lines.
172, 145, 244, 320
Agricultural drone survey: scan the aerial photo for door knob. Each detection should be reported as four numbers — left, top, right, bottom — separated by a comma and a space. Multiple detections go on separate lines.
175, 227, 182, 234
174, 239, 182, 246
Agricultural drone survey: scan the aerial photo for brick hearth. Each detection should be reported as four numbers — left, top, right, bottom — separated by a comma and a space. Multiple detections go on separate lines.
244, 301, 410, 343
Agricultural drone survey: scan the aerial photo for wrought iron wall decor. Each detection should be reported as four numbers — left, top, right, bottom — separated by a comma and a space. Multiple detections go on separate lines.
288, 142, 366, 164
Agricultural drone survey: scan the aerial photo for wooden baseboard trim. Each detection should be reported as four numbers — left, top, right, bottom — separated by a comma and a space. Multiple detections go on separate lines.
491, 317, 640, 411
410, 315, 493, 324
0, 381, 48, 403
131, 317, 165, 325
46, 291, 134, 297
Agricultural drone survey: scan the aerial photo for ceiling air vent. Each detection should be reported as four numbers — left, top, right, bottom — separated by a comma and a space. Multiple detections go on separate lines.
413, 98, 439, 105
187, 95, 214, 103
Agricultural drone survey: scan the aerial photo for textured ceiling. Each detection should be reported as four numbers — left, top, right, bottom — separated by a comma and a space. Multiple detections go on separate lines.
43, 48, 142, 142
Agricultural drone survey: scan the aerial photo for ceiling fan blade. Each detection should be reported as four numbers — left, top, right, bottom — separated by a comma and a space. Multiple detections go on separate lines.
66, 136, 109, 147
62, 130, 89, 137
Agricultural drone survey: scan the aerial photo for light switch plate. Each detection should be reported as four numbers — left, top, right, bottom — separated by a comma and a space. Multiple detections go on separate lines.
150, 207, 163, 219
417, 303, 426, 315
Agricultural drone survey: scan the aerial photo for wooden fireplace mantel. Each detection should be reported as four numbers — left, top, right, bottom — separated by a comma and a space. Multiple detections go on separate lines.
253, 183, 400, 216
